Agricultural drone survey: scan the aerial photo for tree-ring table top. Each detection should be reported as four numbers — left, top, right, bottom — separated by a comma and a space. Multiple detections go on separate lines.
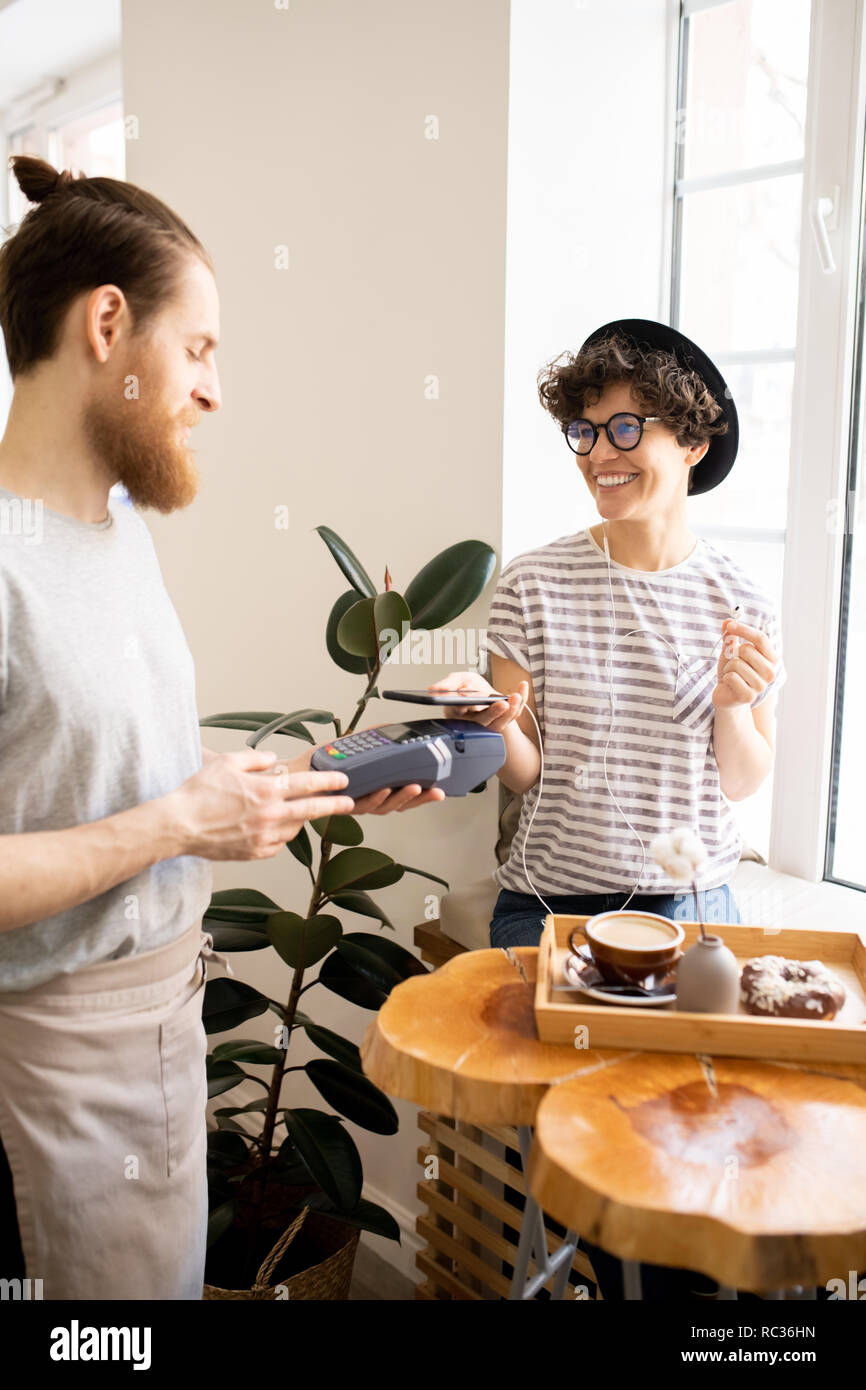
526, 1049, 866, 1292
360, 946, 644, 1126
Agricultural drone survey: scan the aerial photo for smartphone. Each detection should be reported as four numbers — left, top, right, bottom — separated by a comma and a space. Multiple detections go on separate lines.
381, 688, 507, 706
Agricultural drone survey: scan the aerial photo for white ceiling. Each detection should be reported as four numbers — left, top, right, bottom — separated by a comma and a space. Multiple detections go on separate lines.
0, 0, 120, 111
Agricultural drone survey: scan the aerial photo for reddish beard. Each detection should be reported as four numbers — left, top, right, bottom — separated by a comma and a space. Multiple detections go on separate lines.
82, 395, 200, 513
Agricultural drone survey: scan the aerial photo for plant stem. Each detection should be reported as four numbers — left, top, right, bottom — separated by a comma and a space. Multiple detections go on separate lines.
247, 663, 381, 1217
344, 661, 382, 735
250, 800, 338, 1208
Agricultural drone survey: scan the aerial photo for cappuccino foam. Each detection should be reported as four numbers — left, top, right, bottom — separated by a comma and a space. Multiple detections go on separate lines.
590, 915, 677, 949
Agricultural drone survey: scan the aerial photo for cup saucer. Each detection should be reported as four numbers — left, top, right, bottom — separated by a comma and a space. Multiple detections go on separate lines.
561, 947, 678, 1008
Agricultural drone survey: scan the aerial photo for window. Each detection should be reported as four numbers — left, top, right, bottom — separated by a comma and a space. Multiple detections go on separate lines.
48, 99, 125, 182
671, 0, 813, 862
826, 143, 866, 890
5, 125, 38, 227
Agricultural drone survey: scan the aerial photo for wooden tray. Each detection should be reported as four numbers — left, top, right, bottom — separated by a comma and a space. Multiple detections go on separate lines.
534, 915, 866, 1063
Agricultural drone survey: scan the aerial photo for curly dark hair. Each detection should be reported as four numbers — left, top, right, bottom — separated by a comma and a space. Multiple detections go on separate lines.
537, 331, 729, 492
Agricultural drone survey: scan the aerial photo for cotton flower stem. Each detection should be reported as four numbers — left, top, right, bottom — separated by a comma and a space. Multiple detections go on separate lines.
693, 876, 707, 941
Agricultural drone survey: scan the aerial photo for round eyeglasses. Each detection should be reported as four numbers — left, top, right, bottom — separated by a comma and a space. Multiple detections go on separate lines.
563, 412, 662, 455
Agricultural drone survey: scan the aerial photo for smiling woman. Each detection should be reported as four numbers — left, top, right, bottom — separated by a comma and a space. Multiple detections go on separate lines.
458, 315, 789, 1303
441, 316, 786, 941
541, 330, 731, 501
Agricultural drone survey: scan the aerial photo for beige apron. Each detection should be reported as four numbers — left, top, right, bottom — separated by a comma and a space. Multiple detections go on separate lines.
0, 921, 234, 1300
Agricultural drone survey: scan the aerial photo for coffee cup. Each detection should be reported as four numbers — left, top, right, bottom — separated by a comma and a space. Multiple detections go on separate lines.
568, 911, 685, 986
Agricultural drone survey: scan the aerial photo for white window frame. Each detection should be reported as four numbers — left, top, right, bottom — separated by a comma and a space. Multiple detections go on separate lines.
662, 0, 866, 889
771, 0, 865, 885
0, 51, 122, 226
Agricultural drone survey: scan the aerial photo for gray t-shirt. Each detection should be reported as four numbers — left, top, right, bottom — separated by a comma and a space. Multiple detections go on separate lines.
0, 485, 213, 990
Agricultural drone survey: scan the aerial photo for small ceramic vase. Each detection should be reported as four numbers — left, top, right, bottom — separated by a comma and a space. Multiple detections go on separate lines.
675, 935, 741, 1013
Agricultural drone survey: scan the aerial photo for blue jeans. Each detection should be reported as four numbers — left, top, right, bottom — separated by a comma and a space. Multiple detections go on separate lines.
489, 884, 741, 949
490, 883, 742, 1299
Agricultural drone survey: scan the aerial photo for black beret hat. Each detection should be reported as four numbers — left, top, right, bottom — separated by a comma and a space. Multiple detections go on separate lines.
578, 317, 739, 495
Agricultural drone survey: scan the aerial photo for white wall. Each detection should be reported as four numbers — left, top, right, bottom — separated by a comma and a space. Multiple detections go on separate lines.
121, 0, 510, 1276
503, 0, 674, 560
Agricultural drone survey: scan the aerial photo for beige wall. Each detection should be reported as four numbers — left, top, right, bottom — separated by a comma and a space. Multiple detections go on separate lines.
121, 0, 510, 1275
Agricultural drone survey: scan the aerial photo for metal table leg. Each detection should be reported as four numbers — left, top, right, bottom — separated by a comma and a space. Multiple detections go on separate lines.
507, 1126, 580, 1300
623, 1260, 643, 1300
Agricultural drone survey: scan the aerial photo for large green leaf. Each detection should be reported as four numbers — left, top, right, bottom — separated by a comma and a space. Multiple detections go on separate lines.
302, 1193, 401, 1242
326, 890, 394, 928
273, 1137, 317, 1187
275, 708, 336, 727
317, 950, 388, 1009
374, 591, 411, 661
202, 978, 270, 1034
246, 708, 335, 750
282, 1107, 363, 1210
309, 814, 364, 846
336, 597, 378, 658
314, 525, 376, 598
198, 718, 271, 733
213, 1098, 271, 1117
202, 924, 272, 951
200, 711, 284, 730
404, 539, 496, 630
288, 825, 313, 869
206, 1130, 250, 1168
321, 848, 395, 895
215, 1116, 251, 1135
333, 939, 404, 995
211, 1040, 286, 1065
246, 716, 315, 748
305, 1060, 399, 1134
326, 591, 370, 674
209, 888, 282, 917
207, 1199, 238, 1248
266, 911, 342, 969
346, 864, 404, 891
206, 1058, 247, 1098
341, 932, 429, 980
398, 864, 450, 890
302, 1022, 364, 1073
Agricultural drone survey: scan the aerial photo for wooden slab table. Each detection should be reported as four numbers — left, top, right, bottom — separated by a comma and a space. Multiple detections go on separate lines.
361, 945, 866, 1299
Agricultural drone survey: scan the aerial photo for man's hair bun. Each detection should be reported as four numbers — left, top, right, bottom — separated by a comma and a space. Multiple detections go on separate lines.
9, 155, 76, 204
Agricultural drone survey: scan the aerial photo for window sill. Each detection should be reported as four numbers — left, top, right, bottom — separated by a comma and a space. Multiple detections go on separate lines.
732, 859, 865, 933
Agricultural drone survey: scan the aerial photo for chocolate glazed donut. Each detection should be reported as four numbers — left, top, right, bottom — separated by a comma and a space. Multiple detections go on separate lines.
740, 956, 846, 1020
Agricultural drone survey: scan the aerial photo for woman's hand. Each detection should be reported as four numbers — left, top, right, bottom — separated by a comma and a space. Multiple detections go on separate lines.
425, 671, 529, 731
712, 619, 779, 710
272, 742, 446, 815
343, 784, 446, 814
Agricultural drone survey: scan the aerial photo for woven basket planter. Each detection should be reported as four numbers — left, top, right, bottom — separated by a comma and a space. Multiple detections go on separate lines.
202, 1205, 361, 1300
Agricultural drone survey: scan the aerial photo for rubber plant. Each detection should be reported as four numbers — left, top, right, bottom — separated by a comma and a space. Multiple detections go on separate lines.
200, 525, 496, 1287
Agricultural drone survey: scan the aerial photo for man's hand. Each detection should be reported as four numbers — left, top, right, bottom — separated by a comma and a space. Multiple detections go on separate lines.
169, 748, 354, 860
712, 619, 778, 710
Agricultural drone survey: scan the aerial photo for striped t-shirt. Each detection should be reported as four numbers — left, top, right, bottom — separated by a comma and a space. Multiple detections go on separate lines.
484, 527, 787, 896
